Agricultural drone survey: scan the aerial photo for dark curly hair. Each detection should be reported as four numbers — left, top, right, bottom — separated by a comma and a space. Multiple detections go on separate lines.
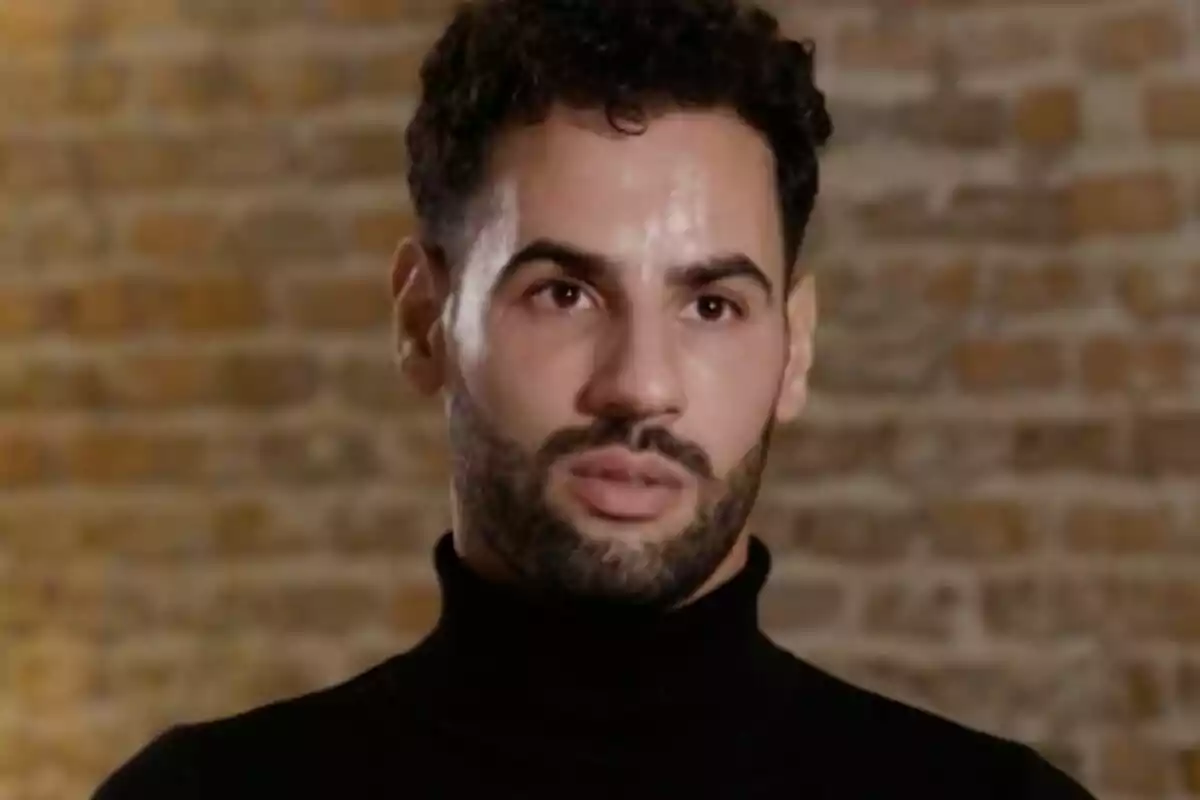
405, 0, 833, 287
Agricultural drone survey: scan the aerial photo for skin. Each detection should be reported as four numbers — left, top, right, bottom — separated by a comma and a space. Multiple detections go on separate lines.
393, 105, 817, 610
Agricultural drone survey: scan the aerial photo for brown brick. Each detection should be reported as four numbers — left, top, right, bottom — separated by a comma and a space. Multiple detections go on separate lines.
54, 278, 155, 339
1080, 336, 1189, 393
857, 186, 1070, 243
0, 430, 52, 486
1061, 504, 1172, 554
1098, 736, 1173, 795
325, 0, 455, 25
325, 502, 439, 555
0, 137, 77, 192
350, 208, 417, 256
760, 504, 920, 564
69, 58, 130, 116
221, 657, 325, 712
945, 185, 1069, 242
925, 499, 1035, 560
923, 259, 978, 312
1080, 7, 1185, 71
1116, 263, 1200, 319
80, 133, 190, 192
128, 210, 223, 263
1012, 419, 1120, 473
355, 47, 428, 99
222, 204, 339, 268
811, 326, 945, 394
1145, 81, 1200, 141
7, 635, 95, 713
0, 359, 106, 410
143, 54, 268, 116
1133, 413, 1200, 475
71, 504, 207, 559
953, 20, 1056, 71
895, 94, 1010, 149
834, 22, 935, 71
255, 55, 350, 111
189, 129, 299, 187
0, 285, 49, 338
22, 211, 112, 266
285, 276, 391, 331
1183, 748, 1200, 795
215, 351, 321, 410
0, 4, 75, 51
1102, 657, 1167, 724
760, 579, 846, 632
860, 579, 964, 640
770, 422, 896, 479
304, 125, 407, 183
393, 582, 441, 633
1049, 576, 1200, 642
393, 422, 450, 487
62, 430, 204, 486
212, 576, 388, 634
106, 353, 218, 409
157, 276, 269, 333
891, 420, 1013, 486
1181, 659, 1200, 716
333, 355, 420, 412
258, 426, 382, 484
1014, 86, 1080, 148
0, 567, 105, 635
179, 0, 308, 29
2, 58, 130, 120
992, 261, 1084, 312
210, 501, 280, 557
953, 338, 1065, 392
94, 0, 180, 35
1068, 172, 1180, 237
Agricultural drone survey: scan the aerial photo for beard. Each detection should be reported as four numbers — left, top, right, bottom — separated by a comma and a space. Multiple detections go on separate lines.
446, 386, 775, 610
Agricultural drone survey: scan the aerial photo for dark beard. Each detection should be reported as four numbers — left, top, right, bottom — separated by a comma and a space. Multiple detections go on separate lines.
447, 387, 774, 610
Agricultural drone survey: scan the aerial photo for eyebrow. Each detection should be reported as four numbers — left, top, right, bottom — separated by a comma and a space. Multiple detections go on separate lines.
494, 237, 776, 303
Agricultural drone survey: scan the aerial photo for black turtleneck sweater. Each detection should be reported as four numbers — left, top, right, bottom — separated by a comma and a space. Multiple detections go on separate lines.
94, 535, 1094, 799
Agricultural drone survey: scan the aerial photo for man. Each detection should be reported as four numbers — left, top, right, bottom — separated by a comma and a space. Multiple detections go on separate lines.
95, 1, 1097, 798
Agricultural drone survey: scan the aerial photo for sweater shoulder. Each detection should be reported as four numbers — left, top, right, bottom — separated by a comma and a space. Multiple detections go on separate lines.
767, 646, 1096, 798
91, 650, 418, 799
92, 726, 201, 800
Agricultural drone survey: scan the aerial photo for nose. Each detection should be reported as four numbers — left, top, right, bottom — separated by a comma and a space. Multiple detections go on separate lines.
577, 313, 686, 423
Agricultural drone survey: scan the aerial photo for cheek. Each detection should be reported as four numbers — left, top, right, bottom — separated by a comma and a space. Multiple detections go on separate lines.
475, 313, 595, 445
679, 331, 783, 467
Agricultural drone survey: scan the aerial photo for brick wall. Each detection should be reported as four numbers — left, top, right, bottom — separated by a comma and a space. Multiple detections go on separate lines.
1, 0, 1198, 798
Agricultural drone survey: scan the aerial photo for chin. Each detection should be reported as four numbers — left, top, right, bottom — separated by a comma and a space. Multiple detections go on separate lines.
568, 514, 692, 548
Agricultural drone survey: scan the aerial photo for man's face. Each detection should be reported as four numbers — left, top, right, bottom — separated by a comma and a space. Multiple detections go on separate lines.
400, 106, 814, 608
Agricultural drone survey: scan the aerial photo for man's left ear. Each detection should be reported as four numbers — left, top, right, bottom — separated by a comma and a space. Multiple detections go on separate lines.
775, 270, 817, 424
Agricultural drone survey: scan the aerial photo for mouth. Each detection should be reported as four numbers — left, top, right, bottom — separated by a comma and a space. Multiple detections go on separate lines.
563, 448, 688, 522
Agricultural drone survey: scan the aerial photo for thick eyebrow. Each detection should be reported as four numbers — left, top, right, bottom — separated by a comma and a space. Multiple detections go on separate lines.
494, 237, 775, 303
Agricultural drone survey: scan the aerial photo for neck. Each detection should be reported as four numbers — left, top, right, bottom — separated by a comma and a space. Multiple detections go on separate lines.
450, 530, 753, 610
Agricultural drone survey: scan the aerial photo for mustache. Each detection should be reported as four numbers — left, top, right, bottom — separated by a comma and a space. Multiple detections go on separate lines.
535, 417, 713, 480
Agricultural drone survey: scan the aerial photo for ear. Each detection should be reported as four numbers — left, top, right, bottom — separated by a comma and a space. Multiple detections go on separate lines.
774, 270, 817, 424
392, 237, 449, 396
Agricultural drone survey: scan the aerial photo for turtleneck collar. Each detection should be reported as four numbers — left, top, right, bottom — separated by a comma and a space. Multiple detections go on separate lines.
386, 533, 798, 779
417, 533, 776, 698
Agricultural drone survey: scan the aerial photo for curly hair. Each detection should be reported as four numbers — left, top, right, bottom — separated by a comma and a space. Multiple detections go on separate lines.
404, 0, 833, 286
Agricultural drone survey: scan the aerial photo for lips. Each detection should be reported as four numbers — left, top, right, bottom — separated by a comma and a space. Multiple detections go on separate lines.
563, 447, 687, 520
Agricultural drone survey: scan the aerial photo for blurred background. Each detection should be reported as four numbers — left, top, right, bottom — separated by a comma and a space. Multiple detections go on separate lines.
1, 0, 1199, 798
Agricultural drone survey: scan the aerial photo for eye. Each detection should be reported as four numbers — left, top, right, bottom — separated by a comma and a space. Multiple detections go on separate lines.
528, 279, 596, 312
686, 294, 743, 323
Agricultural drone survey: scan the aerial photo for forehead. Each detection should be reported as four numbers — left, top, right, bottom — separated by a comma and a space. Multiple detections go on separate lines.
478, 106, 785, 279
